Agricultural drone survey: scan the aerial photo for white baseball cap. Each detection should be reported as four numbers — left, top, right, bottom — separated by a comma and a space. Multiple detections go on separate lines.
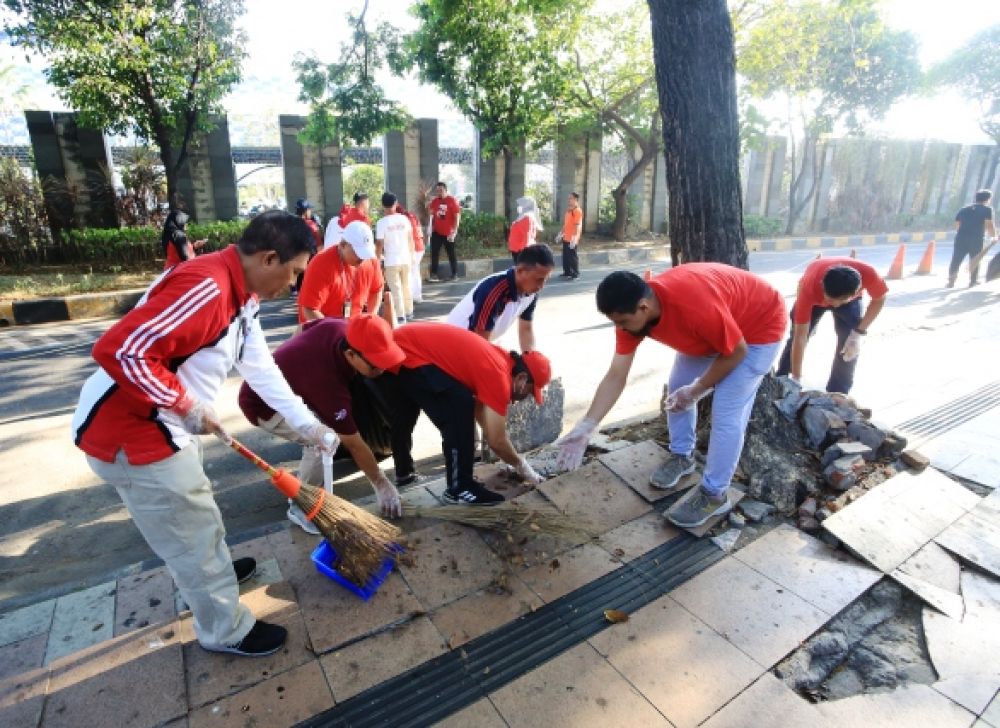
341, 220, 376, 260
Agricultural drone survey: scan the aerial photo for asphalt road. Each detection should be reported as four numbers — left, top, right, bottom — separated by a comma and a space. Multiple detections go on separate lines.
0, 242, 962, 610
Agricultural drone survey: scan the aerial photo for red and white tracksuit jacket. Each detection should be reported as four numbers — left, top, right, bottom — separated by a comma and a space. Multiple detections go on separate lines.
72, 245, 315, 465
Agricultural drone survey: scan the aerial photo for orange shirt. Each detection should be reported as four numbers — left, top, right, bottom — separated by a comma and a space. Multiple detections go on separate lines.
792, 258, 888, 325
297, 246, 384, 323
562, 206, 583, 241
392, 322, 513, 415
508, 216, 536, 253
615, 263, 787, 358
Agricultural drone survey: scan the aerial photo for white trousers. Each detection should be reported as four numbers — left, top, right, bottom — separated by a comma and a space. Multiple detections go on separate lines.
410, 250, 424, 303
385, 262, 413, 318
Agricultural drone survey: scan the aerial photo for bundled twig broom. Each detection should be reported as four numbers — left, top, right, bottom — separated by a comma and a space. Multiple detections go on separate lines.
396, 502, 597, 541
223, 435, 401, 587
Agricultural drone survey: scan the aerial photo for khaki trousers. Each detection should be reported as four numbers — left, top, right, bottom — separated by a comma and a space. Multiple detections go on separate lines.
87, 441, 254, 649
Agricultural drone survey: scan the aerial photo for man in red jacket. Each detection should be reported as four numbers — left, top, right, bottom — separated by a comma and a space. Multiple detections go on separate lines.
73, 211, 339, 658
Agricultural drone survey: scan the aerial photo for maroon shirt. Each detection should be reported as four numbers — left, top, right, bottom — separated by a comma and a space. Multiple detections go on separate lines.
238, 318, 358, 435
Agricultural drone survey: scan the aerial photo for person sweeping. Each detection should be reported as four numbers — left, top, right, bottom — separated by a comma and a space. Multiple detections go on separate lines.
72, 211, 339, 657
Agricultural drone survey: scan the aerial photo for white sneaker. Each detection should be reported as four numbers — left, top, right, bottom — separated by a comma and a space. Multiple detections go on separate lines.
287, 503, 320, 535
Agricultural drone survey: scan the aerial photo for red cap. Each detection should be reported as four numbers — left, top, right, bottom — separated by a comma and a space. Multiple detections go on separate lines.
346, 315, 405, 370
521, 351, 552, 404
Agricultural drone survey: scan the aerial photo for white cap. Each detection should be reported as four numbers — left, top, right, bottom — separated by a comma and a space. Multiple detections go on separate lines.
341, 220, 376, 260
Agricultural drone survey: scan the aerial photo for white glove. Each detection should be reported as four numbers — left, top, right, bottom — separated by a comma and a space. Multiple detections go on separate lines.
514, 457, 545, 484
841, 330, 863, 362
371, 474, 402, 518
170, 393, 227, 438
555, 417, 598, 472
665, 379, 710, 413
300, 423, 340, 454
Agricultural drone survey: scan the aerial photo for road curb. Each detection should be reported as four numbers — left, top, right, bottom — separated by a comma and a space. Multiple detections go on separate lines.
0, 233, 951, 328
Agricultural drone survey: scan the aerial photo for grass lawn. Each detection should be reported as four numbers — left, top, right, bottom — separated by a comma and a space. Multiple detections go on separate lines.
0, 270, 158, 302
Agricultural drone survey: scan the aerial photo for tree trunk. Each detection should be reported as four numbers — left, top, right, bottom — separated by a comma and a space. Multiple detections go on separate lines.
785, 135, 819, 235
611, 138, 659, 241
647, 0, 747, 269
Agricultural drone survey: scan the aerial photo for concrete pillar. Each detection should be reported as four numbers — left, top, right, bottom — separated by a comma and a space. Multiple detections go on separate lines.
279, 114, 342, 224
384, 118, 439, 211
744, 146, 770, 216
205, 117, 238, 221
417, 118, 439, 195
176, 131, 216, 222
25, 110, 72, 233
765, 137, 787, 219
475, 131, 525, 218
554, 127, 601, 232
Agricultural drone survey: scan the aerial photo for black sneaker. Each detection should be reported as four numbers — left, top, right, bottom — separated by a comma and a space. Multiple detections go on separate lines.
395, 472, 422, 487
207, 620, 287, 657
443, 480, 504, 506
233, 557, 257, 584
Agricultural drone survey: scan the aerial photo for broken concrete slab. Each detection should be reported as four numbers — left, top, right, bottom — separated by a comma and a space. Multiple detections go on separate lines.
960, 569, 1000, 624
847, 420, 886, 461
739, 499, 775, 523
814, 683, 975, 727
821, 440, 873, 469
890, 542, 963, 617
824, 454, 866, 491
923, 607, 1000, 714
936, 511, 1000, 579
802, 406, 847, 449
597, 440, 696, 503
891, 570, 965, 619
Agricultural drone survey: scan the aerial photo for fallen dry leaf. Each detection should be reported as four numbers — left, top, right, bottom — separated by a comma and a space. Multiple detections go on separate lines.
612, 548, 626, 558
529, 523, 541, 532
549, 558, 560, 570
603, 609, 629, 624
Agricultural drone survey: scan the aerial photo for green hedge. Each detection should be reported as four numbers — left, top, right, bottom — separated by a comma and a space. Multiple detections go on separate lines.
59, 221, 247, 264
743, 214, 784, 238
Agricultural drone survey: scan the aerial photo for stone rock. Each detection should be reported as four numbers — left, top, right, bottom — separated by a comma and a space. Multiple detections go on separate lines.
878, 430, 908, 460
798, 515, 820, 532
739, 499, 775, 523
775, 389, 808, 421
858, 407, 873, 419
802, 405, 847, 450
824, 454, 866, 491
821, 440, 874, 469
846, 421, 885, 461
506, 377, 564, 452
815, 506, 832, 522
710, 528, 741, 553
728, 511, 746, 528
900, 449, 930, 472
799, 497, 818, 517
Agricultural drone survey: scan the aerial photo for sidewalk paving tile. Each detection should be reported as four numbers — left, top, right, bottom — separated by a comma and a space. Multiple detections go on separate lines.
517, 542, 621, 603
237, 579, 300, 621
597, 440, 683, 502
0, 632, 47, 681
0, 666, 47, 728
187, 659, 333, 728
43, 622, 185, 728
397, 522, 507, 610
45, 581, 116, 664
924, 606, 1000, 714
894, 542, 961, 594
432, 698, 507, 728
320, 615, 447, 701
936, 510, 1000, 579
269, 528, 423, 654
935, 673, 1000, 717
428, 574, 541, 648
236, 557, 283, 592
589, 594, 763, 728
489, 642, 670, 728
951, 454, 1000, 490
815, 683, 975, 727
980, 692, 1000, 727
733, 524, 881, 615
892, 569, 965, 619
114, 566, 176, 636
962, 569, 1000, 622
671, 557, 829, 667
0, 598, 55, 648
700, 672, 818, 728
537, 461, 652, 533
228, 534, 278, 565
479, 489, 590, 571
182, 609, 313, 709
597, 511, 681, 562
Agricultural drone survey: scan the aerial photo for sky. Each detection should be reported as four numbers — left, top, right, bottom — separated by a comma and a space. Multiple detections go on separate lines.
2, 0, 1000, 146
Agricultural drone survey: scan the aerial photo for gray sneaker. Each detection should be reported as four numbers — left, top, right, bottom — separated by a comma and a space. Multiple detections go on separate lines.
650, 453, 697, 490
666, 488, 731, 528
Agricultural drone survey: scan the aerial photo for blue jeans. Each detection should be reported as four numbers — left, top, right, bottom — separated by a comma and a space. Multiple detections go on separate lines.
775, 299, 861, 394
667, 342, 781, 497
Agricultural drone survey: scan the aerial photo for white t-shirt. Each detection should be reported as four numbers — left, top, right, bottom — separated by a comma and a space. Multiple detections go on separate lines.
375, 213, 412, 266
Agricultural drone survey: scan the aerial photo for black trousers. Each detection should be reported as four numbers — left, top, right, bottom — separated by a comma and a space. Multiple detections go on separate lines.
775, 299, 862, 394
949, 237, 984, 283
340, 376, 394, 461
377, 365, 475, 491
430, 231, 457, 277
562, 241, 579, 276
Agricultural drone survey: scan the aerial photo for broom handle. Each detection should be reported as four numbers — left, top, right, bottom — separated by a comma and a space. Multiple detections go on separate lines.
969, 237, 998, 272
221, 435, 280, 478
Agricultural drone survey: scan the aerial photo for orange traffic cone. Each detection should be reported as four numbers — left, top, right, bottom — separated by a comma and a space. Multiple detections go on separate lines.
915, 241, 935, 275
886, 244, 906, 280
849, 248, 857, 259
643, 269, 653, 281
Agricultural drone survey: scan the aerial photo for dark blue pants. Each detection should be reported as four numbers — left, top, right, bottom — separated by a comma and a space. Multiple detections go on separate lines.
776, 299, 862, 394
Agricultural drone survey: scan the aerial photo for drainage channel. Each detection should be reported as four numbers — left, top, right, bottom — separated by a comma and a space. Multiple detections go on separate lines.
894, 379, 1000, 441
298, 533, 723, 728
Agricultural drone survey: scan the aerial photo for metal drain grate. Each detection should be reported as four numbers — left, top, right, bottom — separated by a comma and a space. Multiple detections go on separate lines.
894, 380, 1000, 441
298, 533, 722, 728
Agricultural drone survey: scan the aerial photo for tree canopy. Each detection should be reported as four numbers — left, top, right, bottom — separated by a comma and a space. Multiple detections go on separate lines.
294, 0, 409, 148
3, 0, 247, 211
931, 24, 1000, 145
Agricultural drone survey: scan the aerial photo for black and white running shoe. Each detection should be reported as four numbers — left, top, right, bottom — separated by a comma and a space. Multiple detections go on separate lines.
442, 480, 504, 506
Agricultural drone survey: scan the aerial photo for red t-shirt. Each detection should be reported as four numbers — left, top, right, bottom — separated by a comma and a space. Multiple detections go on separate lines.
304, 217, 323, 249
429, 196, 461, 237
508, 216, 536, 253
792, 258, 888, 325
297, 246, 384, 323
615, 263, 787, 358
392, 322, 513, 415
238, 318, 358, 435
339, 206, 371, 229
